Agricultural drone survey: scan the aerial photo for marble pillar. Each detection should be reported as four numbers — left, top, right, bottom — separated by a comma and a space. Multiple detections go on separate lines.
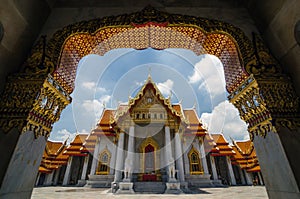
239, 168, 246, 185
258, 172, 264, 185
165, 126, 174, 181
199, 140, 209, 174
114, 132, 125, 182
0, 131, 46, 199
53, 168, 60, 185
62, 156, 73, 185
124, 126, 134, 181
35, 173, 41, 186
44, 172, 54, 186
80, 155, 89, 180
210, 155, 218, 180
244, 170, 253, 185
226, 156, 236, 185
90, 137, 101, 175
253, 131, 300, 199
174, 132, 185, 182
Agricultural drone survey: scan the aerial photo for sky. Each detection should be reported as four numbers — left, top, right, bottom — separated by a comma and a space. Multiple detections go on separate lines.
49, 48, 249, 143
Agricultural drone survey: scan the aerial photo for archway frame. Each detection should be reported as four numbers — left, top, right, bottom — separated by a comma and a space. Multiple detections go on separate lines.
0, 6, 298, 142
0, 6, 300, 198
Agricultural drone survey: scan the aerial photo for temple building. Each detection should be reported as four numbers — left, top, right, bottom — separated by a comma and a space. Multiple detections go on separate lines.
36, 76, 263, 193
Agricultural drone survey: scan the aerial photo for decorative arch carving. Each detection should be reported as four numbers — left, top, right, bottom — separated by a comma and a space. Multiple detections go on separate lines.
22, 6, 261, 94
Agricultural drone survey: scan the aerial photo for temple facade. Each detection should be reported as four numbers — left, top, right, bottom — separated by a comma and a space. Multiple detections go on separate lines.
36, 76, 263, 193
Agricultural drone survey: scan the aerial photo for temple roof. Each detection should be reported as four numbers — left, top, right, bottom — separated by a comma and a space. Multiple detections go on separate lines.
210, 134, 235, 156
231, 139, 260, 172
183, 109, 206, 136
64, 134, 88, 156
113, 75, 187, 124
83, 76, 208, 151
39, 140, 69, 173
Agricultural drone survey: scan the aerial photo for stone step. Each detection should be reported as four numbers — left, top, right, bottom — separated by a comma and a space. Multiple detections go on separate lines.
134, 182, 166, 194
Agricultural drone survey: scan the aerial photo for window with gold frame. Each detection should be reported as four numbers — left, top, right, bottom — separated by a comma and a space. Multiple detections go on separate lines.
96, 150, 110, 175
188, 147, 203, 175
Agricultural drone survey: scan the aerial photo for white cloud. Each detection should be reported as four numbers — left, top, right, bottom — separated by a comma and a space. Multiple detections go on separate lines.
56, 129, 76, 143
81, 81, 107, 93
189, 55, 226, 101
200, 100, 249, 142
157, 79, 174, 97
81, 95, 111, 123
79, 129, 89, 134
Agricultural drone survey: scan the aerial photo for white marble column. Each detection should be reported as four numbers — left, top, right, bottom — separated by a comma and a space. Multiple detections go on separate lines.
165, 126, 175, 181
258, 172, 264, 185
124, 126, 135, 181
80, 155, 90, 180
226, 156, 236, 185
90, 137, 101, 175
63, 156, 73, 185
114, 132, 125, 182
244, 170, 253, 185
239, 168, 246, 185
210, 155, 218, 180
35, 173, 41, 186
199, 140, 209, 174
53, 168, 61, 185
174, 132, 185, 182
44, 172, 54, 186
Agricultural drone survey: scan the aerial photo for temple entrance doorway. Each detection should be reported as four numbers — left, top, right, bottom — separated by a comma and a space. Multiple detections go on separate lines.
145, 144, 155, 173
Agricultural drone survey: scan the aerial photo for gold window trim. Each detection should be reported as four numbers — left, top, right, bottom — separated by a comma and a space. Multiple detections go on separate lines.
188, 146, 204, 175
96, 149, 111, 175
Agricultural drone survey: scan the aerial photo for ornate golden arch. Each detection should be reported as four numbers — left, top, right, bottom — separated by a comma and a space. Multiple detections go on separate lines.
2, 6, 298, 141
22, 6, 281, 95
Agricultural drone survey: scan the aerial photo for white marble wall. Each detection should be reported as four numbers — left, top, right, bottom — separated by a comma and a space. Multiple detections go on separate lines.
98, 136, 116, 174
0, 131, 46, 199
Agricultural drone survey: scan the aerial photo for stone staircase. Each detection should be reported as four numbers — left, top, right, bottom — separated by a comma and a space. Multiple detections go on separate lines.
134, 182, 166, 194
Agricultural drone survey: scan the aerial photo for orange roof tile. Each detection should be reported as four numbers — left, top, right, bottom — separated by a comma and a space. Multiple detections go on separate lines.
183, 109, 206, 136
38, 166, 52, 174
231, 139, 260, 173
246, 165, 261, 173
210, 134, 235, 156
45, 141, 65, 156
172, 104, 182, 114
64, 134, 88, 156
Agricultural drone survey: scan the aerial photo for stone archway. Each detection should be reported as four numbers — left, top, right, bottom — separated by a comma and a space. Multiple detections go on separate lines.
0, 6, 299, 199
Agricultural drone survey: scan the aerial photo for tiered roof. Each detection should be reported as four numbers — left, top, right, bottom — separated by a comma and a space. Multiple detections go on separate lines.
231, 140, 260, 172
64, 134, 88, 156
209, 134, 235, 156
39, 140, 68, 173
183, 109, 206, 136
39, 134, 89, 174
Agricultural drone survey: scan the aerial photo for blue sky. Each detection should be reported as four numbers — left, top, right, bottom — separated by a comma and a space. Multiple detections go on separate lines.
49, 48, 249, 143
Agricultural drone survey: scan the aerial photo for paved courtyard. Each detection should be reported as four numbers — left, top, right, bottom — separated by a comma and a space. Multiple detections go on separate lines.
31, 186, 268, 199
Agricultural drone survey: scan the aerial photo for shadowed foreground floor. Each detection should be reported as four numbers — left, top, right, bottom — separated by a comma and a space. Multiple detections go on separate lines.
31, 186, 268, 199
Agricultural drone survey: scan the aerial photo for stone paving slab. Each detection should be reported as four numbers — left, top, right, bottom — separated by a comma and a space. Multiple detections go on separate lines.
31, 186, 268, 199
